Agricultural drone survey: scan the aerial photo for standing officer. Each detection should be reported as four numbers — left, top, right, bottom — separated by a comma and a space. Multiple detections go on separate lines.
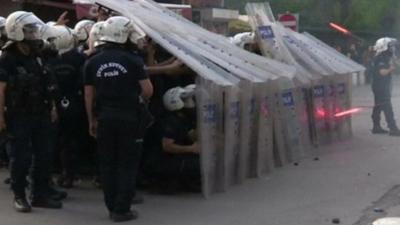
0, 11, 62, 212
84, 16, 153, 222
43, 25, 87, 188
371, 37, 400, 136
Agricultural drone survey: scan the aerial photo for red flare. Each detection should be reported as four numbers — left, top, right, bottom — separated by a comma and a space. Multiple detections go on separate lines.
329, 22, 350, 35
334, 108, 363, 118
316, 108, 326, 118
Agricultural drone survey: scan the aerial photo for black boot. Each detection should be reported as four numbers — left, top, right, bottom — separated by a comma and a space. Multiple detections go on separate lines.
31, 197, 63, 209
14, 196, 32, 213
110, 210, 138, 222
389, 128, 400, 136
372, 126, 389, 134
47, 186, 68, 201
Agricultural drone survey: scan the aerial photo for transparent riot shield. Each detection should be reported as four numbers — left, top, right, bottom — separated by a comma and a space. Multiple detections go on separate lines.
196, 78, 219, 198
255, 81, 275, 175
331, 74, 353, 140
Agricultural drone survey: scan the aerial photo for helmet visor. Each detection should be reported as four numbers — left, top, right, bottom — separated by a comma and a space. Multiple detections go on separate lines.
0, 27, 5, 38
23, 23, 43, 40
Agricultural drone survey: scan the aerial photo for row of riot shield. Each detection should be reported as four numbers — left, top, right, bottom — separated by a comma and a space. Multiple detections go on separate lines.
245, 2, 365, 154
94, 0, 363, 198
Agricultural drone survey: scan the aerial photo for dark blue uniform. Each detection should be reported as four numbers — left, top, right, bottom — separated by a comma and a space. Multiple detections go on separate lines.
46, 48, 87, 185
371, 52, 398, 131
84, 44, 148, 214
0, 44, 56, 200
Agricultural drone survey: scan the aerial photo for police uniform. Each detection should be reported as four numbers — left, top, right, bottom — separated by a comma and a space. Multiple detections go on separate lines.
371, 52, 398, 131
142, 111, 200, 192
161, 112, 199, 180
84, 44, 147, 214
0, 44, 57, 201
46, 48, 87, 184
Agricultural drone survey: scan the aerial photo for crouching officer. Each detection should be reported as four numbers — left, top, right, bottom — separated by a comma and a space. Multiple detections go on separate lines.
371, 37, 400, 136
0, 11, 62, 212
84, 16, 153, 222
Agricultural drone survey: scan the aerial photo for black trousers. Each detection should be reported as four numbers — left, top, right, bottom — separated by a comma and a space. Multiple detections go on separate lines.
97, 119, 142, 213
58, 116, 86, 179
372, 87, 397, 130
8, 115, 52, 199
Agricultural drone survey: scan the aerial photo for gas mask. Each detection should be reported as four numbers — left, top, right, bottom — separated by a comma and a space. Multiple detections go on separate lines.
23, 39, 45, 54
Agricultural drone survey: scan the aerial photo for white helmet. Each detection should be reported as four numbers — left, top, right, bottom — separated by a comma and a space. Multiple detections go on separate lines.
0, 16, 6, 38
374, 37, 397, 56
231, 32, 255, 49
42, 25, 76, 54
182, 84, 196, 108
100, 16, 145, 45
74, 19, 95, 42
5, 11, 45, 41
89, 21, 105, 48
163, 85, 196, 111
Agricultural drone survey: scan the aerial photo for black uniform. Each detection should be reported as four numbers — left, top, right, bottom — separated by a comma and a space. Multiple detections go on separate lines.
162, 112, 199, 180
46, 48, 87, 183
142, 111, 200, 192
0, 44, 57, 200
84, 44, 148, 214
371, 52, 398, 131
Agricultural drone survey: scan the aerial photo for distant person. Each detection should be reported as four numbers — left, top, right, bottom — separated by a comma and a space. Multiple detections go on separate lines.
347, 43, 362, 63
371, 37, 400, 136
363, 46, 375, 84
334, 44, 342, 53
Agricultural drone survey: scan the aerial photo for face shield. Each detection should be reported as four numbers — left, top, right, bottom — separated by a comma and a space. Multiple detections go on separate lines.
388, 40, 398, 55
0, 26, 6, 47
16, 13, 45, 41
0, 25, 5, 38
23, 23, 43, 41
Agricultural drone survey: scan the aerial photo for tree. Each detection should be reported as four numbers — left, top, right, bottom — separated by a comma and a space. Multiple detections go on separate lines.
225, 0, 400, 36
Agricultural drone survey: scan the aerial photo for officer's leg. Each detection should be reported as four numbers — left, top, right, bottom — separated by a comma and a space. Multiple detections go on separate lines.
371, 90, 383, 129
59, 125, 78, 187
114, 120, 141, 213
30, 117, 53, 199
180, 155, 201, 180
97, 119, 118, 212
8, 117, 32, 198
179, 155, 201, 192
65, 134, 79, 183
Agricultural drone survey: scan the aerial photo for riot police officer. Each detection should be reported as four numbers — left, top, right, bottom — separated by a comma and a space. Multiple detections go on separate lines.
43, 25, 87, 188
371, 37, 400, 136
84, 16, 153, 222
142, 85, 200, 194
0, 11, 62, 212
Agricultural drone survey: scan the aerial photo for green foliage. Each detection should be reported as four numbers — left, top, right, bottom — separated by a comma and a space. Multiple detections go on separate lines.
225, 0, 400, 35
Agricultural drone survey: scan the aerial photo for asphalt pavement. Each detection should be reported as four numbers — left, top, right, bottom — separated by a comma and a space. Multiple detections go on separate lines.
1, 78, 400, 225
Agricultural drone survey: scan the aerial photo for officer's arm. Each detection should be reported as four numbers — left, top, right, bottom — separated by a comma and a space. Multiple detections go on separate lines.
139, 79, 153, 100
84, 85, 96, 122
146, 59, 183, 76
379, 64, 396, 76
162, 138, 197, 154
